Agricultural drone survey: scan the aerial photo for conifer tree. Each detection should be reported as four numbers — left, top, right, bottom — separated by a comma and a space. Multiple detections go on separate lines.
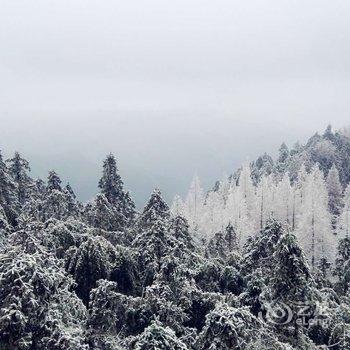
334, 236, 350, 294
137, 189, 170, 230
47, 170, 62, 192
260, 232, 316, 335
224, 222, 239, 253
6, 152, 33, 205
133, 190, 171, 289
337, 183, 350, 240
184, 174, 204, 230
276, 142, 290, 176
169, 215, 193, 250
296, 165, 336, 270
274, 173, 293, 226
327, 164, 343, 218
170, 194, 185, 217
238, 163, 256, 217
98, 154, 136, 226
0, 150, 18, 224
256, 174, 275, 230
65, 236, 115, 305
132, 320, 188, 350
225, 184, 253, 246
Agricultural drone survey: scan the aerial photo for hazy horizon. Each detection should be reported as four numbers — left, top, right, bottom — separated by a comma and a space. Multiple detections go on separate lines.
1, 0, 350, 206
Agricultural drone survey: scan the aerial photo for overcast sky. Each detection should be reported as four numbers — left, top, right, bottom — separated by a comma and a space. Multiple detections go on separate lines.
1, 0, 350, 206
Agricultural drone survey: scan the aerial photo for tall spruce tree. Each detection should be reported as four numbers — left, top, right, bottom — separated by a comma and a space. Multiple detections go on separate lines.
6, 152, 33, 206
327, 164, 343, 218
98, 154, 135, 227
0, 150, 18, 225
47, 170, 62, 192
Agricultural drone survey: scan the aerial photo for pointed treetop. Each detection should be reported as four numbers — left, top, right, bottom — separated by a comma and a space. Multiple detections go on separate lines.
65, 183, 76, 199
6, 152, 31, 176
98, 153, 135, 226
269, 231, 313, 301
277, 142, 290, 163
98, 153, 123, 204
47, 170, 62, 192
170, 194, 184, 218
324, 124, 333, 136
138, 188, 170, 229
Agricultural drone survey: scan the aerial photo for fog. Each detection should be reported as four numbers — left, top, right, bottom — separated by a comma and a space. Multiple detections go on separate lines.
1, 0, 350, 206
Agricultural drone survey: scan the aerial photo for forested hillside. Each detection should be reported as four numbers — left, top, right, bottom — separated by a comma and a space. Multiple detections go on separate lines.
1, 126, 350, 349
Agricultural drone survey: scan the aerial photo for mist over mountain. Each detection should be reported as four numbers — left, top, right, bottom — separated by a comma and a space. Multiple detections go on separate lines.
1, 111, 346, 207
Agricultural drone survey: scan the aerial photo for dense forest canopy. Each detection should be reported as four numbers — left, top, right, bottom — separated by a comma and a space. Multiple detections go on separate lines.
1, 125, 350, 349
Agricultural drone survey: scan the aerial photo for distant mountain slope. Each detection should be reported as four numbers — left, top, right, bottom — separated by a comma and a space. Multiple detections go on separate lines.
225, 125, 350, 188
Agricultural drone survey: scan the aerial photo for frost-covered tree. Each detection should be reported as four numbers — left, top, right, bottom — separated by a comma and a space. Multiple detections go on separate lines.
169, 215, 193, 250
238, 164, 256, 219
131, 320, 188, 350
274, 173, 293, 226
225, 184, 254, 246
0, 151, 18, 224
276, 142, 290, 177
327, 164, 343, 218
0, 247, 88, 350
98, 154, 136, 227
170, 194, 185, 217
291, 164, 308, 231
184, 174, 204, 230
260, 231, 317, 337
256, 174, 275, 230
201, 190, 224, 238
0, 203, 10, 232
240, 220, 289, 316
337, 183, 350, 240
137, 189, 170, 230
84, 194, 122, 231
6, 152, 33, 206
296, 165, 336, 270
195, 304, 264, 350
47, 170, 63, 192
334, 236, 350, 294
206, 223, 239, 260
65, 236, 115, 304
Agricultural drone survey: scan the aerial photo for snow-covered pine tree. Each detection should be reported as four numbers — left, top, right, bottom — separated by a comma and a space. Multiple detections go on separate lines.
291, 164, 308, 231
6, 152, 33, 206
237, 163, 256, 222
274, 173, 293, 227
137, 189, 170, 230
296, 165, 336, 272
225, 184, 254, 247
133, 189, 171, 289
201, 190, 224, 238
184, 174, 204, 231
260, 231, 317, 339
334, 236, 350, 294
84, 194, 122, 231
47, 170, 63, 192
337, 183, 350, 240
195, 304, 264, 350
131, 320, 189, 350
169, 215, 194, 250
65, 236, 115, 305
327, 164, 343, 220
170, 194, 185, 218
98, 154, 136, 227
256, 174, 275, 230
0, 247, 88, 350
0, 150, 18, 225
276, 142, 290, 177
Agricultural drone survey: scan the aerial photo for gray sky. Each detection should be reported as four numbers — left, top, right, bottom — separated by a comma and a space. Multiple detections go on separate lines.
1, 0, 350, 206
